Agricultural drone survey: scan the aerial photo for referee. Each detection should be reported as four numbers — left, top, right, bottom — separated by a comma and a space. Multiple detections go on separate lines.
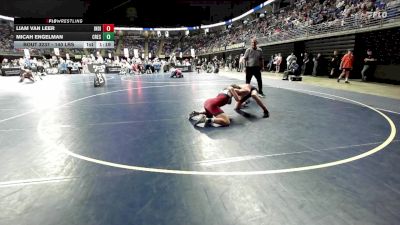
244, 38, 265, 97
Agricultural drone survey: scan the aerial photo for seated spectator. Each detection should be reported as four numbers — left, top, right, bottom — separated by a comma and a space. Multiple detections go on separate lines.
1, 58, 9, 68
283, 59, 300, 80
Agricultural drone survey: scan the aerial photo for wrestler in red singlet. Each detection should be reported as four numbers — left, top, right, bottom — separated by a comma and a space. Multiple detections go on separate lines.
189, 85, 243, 127
203, 88, 232, 118
189, 84, 269, 127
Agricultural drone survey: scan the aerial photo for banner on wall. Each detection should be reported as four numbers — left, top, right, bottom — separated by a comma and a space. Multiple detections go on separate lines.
226, 42, 245, 50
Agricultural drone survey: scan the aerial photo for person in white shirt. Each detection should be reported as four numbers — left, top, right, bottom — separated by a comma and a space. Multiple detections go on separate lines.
244, 38, 265, 97
286, 53, 296, 70
239, 54, 245, 72
275, 53, 282, 73
97, 56, 104, 63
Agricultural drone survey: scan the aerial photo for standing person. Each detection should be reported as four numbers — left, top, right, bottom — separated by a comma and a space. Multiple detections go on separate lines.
195, 56, 202, 73
337, 49, 354, 84
312, 53, 322, 76
234, 55, 239, 71
227, 55, 233, 71
301, 53, 310, 75
267, 55, 274, 71
286, 53, 295, 70
239, 53, 245, 72
361, 49, 377, 81
329, 50, 341, 78
275, 53, 282, 73
244, 38, 265, 97
297, 53, 304, 73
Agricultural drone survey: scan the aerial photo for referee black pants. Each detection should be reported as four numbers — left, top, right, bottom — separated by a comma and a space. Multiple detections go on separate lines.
245, 66, 263, 94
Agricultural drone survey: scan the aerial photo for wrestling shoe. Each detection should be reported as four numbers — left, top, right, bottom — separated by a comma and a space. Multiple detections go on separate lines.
240, 100, 250, 108
194, 114, 207, 126
263, 110, 270, 118
189, 111, 200, 120
258, 93, 266, 98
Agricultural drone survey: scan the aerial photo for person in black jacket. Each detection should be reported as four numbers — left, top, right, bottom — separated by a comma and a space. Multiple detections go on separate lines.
301, 53, 312, 75
361, 49, 377, 81
329, 50, 341, 78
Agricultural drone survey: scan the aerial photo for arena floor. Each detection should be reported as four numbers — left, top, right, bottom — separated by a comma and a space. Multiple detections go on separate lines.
0, 72, 399, 225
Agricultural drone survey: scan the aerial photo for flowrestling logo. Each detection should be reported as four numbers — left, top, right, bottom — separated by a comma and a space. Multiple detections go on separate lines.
47, 19, 83, 24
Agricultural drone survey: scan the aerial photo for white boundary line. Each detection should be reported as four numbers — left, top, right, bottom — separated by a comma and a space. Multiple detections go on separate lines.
120, 76, 238, 84
34, 84, 397, 176
194, 140, 399, 166
0, 176, 76, 188
375, 108, 400, 115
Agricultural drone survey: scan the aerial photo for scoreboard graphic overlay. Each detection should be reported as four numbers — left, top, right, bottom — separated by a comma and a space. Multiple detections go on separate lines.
13, 18, 114, 49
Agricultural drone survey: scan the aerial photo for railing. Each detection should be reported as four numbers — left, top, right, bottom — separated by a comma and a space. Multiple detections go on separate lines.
199, 4, 400, 54
1, 4, 400, 56
257, 5, 400, 46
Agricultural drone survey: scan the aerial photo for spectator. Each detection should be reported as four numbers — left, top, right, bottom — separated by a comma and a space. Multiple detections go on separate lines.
301, 52, 312, 75
239, 53, 245, 72
275, 53, 283, 73
361, 49, 377, 81
234, 55, 240, 71
267, 55, 275, 71
337, 49, 354, 83
286, 53, 296, 69
1, 58, 9, 68
312, 53, 324, 76
282, 58, 300, 80
329, 50, 341, 78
